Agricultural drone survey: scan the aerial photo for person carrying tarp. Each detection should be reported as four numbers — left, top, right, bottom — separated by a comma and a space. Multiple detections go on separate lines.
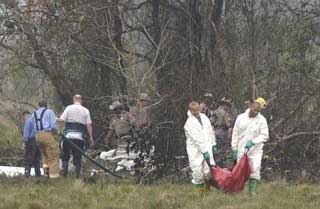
231, 97, 269, 196
59, 95, 94, 178
33, 99, 59, 178
184, 101, 217, 189
22, 110, 41, 177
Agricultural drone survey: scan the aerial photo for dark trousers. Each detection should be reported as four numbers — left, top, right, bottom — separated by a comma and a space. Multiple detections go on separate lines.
61, 138, 84, 177
215, 128, 230, 167
24, 138, 41, 176
24, 138, 41, 168
61, 138, 84, 166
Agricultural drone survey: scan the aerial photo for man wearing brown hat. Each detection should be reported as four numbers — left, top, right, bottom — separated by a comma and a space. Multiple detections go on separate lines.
104, 101, 133, 154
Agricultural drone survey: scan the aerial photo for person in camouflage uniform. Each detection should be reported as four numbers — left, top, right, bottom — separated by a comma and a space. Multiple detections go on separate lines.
104, 101, 133, 154
200, 93, 217, 123
212, 98, 233, 166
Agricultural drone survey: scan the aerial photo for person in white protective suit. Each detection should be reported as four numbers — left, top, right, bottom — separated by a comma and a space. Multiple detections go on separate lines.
184, 101, 217, 189
231, 97, 269, 196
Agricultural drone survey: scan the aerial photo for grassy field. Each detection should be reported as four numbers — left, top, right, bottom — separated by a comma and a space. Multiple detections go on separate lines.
0, 123, 23, 166
1, 121, 319, 209
0, 177, 319, 209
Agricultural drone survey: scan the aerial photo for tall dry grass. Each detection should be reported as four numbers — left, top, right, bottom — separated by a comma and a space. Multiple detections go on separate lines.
0, 177, 319, 209
0, 123, 21, 150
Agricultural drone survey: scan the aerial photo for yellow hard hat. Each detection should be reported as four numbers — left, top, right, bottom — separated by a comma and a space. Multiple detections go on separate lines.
255, 97, 267, 110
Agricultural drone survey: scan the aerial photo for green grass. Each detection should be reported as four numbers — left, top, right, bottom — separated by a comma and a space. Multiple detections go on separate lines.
0, 177, 319, 209
0, 125, 319, 209
0, 124, 23, 166
0, 124, 22, 150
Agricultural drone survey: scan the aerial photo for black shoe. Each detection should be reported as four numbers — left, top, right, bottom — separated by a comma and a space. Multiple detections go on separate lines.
34, 166, 41, 177
75, 164, 81, 178
24, 166, 31, 177
61, 161, 69, 177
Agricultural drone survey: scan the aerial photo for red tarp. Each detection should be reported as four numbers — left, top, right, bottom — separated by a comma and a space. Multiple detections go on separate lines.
210, 154, 252, 193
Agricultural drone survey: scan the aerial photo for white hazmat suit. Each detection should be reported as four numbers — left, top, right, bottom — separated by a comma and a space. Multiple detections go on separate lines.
184, 111, 216, 185
231, 109, 269, 180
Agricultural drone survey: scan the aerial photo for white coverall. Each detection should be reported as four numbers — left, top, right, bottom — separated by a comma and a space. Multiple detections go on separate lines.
231, 109, 269, 180
184, 112, 216, 185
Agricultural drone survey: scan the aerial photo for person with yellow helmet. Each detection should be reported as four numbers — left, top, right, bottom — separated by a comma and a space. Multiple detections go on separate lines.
231, 97, 269, 196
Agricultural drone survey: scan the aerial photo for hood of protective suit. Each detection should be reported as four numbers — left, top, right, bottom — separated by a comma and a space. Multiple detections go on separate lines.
184, 113, 216, 153
231, 110, 269, 180
245, 108, 261, 118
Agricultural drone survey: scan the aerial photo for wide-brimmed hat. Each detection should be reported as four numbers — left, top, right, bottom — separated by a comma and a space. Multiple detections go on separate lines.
203, 93, 213, 98
139, 93, 150, 101
220, 97, 232, 104
109, 101, 122, 110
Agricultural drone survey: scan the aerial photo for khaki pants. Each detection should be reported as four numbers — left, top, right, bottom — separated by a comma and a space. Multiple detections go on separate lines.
36, 132, 60, 178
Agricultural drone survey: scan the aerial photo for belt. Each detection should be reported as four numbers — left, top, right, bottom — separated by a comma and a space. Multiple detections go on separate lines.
37, 130, 55, 134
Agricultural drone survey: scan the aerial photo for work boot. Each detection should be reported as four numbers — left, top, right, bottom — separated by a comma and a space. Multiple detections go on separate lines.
248, 178, 257, 197
34, 166, 41, 177
194, 183, 204, 190
75, 164, 81, 178
44, 167, 50, 178
194, 183, 209, 192
24, 166, 31, 177
61, 161, 69, 177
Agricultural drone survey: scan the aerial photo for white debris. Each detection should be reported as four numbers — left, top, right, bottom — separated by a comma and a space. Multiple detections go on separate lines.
0, 166, 44, 177
100, 149, 116, 160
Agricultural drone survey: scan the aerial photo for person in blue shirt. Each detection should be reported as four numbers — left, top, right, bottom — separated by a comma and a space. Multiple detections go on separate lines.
22, 110, 41, 177
33, 100, 60, 178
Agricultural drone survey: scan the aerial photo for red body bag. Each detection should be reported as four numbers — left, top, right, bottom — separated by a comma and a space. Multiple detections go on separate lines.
210, 154, 252, 193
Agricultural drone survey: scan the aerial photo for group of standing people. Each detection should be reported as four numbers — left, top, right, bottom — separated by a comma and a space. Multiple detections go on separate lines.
184, 95, 268, 196
103, 93, 151, 151
22, 93, 151, 178
22, 95, 93, 178
21, 91, 268, 196
22, 99, 60, 178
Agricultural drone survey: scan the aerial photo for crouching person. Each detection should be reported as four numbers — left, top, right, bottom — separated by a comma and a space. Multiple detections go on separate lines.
184, 101, 217, 189
59, 95, 94, 178
22, 111, 41, 177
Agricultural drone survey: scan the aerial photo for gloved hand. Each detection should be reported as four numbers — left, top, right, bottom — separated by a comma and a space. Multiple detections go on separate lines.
203, 152, 210, 161
245, 140, 255, 150
212, 145, 218, 155
232, 149, 238, 161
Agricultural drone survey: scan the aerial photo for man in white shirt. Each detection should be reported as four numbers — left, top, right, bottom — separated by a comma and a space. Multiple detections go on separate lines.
231, 97, 269, 196
59, 95, 94, 178
184, 101, 216, 189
